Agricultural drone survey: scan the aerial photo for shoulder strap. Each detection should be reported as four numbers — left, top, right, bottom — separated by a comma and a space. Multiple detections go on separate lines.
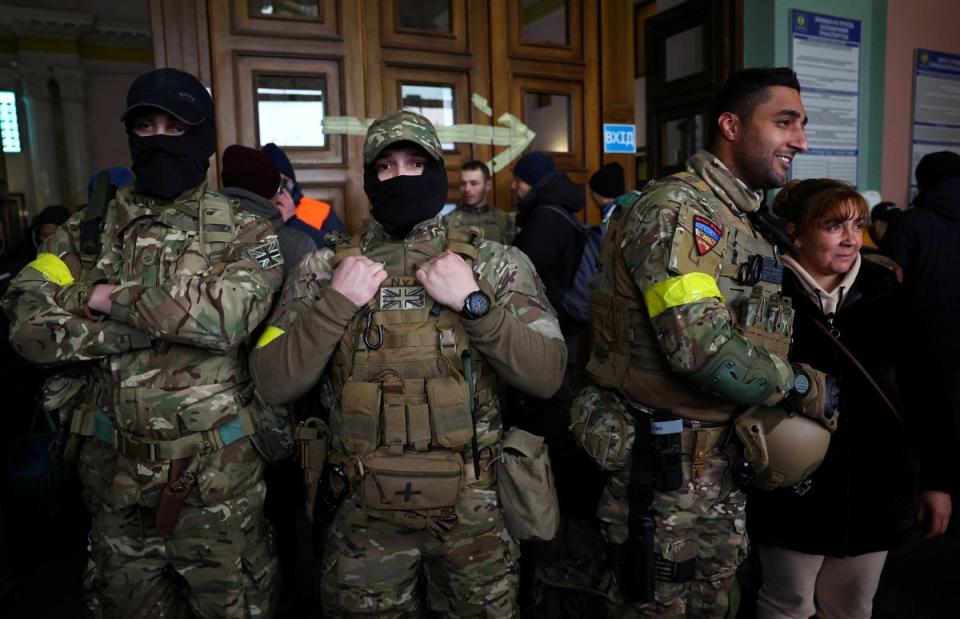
445, 225, 480, 264
80, 170, 116, 257
805, 313, 902, 423
330, 233, 362, 267
540, 204, 586, 236
199, 193, 237, 262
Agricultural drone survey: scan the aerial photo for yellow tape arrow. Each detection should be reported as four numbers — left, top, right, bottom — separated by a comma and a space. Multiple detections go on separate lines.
321, 94, 535, 173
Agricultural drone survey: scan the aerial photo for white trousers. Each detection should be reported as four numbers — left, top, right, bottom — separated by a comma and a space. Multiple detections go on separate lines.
755, 545, 888, 619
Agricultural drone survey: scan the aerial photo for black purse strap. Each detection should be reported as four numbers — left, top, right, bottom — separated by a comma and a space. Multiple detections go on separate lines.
805, 314, 902, 423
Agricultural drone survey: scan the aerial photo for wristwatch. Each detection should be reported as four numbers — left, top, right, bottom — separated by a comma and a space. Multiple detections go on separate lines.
460, 290, 491, 320
790, 367, 812, 399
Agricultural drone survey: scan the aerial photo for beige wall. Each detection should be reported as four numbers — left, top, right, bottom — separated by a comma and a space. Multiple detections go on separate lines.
881, 0, 960, 207
85, 62, 147, 175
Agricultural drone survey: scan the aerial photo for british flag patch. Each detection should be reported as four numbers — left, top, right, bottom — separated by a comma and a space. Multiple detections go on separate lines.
379, 286, 426, 311
245, 240, 283, 270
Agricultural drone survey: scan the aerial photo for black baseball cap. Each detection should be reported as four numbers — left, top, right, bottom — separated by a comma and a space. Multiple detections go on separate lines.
121, 68, 214, 126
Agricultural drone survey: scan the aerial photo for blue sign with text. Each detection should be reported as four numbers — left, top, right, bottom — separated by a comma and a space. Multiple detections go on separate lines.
603, 123, 636, 154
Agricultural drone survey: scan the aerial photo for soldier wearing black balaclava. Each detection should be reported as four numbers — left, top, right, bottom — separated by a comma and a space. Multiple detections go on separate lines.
3, 68, 285, 617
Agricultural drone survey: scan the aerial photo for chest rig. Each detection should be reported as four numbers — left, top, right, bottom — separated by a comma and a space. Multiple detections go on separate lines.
328, 226, 498, 515
329, 227, 494, 458
586, 173, 794, 420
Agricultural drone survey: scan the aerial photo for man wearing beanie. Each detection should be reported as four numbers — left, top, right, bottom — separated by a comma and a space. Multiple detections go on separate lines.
261, 142, 346, 246
885, 150, 960, 435
511, 152, 586, 331
509, 151, 605, 540
222, 144, 315, 274
589, 162, 627, 238
3, 68, 283, 617
250, 110, 565, 616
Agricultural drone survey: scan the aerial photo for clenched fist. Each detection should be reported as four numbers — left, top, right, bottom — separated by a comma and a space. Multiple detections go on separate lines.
416, 251, 480, 311
330, 256, 388, 307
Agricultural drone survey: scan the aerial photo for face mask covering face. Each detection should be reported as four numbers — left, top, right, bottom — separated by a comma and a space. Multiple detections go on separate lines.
364, 159, 448, 239
128, 120, 217, 200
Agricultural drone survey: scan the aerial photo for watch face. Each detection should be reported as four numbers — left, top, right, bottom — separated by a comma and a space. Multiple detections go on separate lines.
794, 372, 810, 395
464, 290, 491, 318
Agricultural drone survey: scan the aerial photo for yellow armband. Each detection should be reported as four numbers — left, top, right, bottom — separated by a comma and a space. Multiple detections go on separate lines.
644, 272, 723, 318
25, 253, 75, 286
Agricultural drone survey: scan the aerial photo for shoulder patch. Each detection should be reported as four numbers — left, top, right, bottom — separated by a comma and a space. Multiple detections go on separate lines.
246, 239, 284, 270
693, 215, 722, 256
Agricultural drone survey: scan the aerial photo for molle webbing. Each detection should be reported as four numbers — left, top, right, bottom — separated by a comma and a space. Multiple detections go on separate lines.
199, 193, 237, 261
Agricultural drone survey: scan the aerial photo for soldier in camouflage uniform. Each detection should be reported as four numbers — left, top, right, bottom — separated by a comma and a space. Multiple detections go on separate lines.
445, 160, 517, 244
2, 68, 282, 618
250, 110, 566, 616
570, 68, 838, 618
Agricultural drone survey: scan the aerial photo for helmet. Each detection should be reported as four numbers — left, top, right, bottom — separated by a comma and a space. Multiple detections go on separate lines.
363, 110, 443, 165
734, 405, 830, 491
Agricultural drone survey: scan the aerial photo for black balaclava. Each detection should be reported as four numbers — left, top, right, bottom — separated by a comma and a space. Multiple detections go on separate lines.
128, 119, 217, 200
363, 155, 448, 239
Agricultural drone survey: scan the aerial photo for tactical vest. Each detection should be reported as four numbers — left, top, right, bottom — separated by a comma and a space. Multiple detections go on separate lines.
586, 173, 793, 423
66, 190, 272, 462
326, 225, 499, 512
448, 206, 513, 244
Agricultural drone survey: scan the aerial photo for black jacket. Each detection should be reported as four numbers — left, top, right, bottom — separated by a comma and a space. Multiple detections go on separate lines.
747, 260, 954, 557
883, 177, 960, 370
513, 170, 586, 327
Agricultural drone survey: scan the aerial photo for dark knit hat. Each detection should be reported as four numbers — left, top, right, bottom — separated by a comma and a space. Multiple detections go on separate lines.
915, 151, 960, 191
32, 205, 70, 227
513, 152, 555, 186
261, 142, 296, 181
221, 145, 281, 200
589, 162, 625, 198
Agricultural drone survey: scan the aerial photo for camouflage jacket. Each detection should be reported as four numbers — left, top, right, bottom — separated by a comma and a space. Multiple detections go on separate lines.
586, 150, 794, 422
250, 214, 565, 454
444, 203, 518, 245
2, 184, 283, 505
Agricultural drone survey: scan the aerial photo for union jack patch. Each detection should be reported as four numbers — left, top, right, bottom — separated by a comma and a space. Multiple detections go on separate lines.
693, 215, 722, 256
245, 240, 284, 270
379, 286, 426, 311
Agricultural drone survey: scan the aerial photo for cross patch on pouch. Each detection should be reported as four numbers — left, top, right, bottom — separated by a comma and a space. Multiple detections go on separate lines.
693, 215, 722, 255
245, 240, 283, 270
380, 285, 426, 311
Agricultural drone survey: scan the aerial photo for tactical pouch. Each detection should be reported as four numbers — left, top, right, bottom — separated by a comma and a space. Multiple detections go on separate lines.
737, 287, 793, 360
361, 448, 462, 510
498, 427, 559, 542
340, 380, 381, 455
249, 399, 296, 465
425, 374, 473, 448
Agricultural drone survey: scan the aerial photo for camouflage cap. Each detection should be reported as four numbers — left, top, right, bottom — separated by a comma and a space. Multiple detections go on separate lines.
363, 110, 443, 165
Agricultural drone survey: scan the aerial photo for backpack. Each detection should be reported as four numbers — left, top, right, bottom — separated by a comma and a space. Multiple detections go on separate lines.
542, 205, 602, 324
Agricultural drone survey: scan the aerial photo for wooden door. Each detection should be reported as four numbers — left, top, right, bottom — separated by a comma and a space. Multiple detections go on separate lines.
151, 0, 620, 232
490, 0, 601, 223
645, 0, 742, 179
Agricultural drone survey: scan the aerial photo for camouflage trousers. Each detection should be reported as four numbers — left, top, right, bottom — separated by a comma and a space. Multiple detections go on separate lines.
320, 484, 520, 617
80, 453, 279, 618
609, 444, 748, 619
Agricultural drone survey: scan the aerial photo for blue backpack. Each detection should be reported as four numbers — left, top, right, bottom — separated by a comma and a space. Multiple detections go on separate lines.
542, 205, 602, 324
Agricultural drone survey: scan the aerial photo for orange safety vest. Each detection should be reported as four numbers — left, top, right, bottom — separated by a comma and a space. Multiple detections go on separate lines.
295, 195, 333, 230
